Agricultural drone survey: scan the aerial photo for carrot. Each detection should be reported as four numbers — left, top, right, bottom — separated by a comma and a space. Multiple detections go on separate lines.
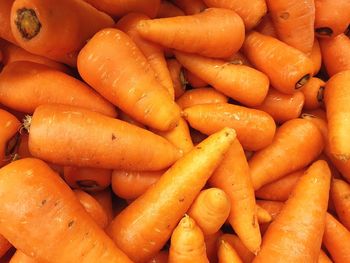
10, 0, 114, 66
255, 169, 305, 202
318, 250, 333, 263
331, 179, 350, 231
27, 104, 181, 171
319, 34, 350, 77
218, 240, 243, 263
0, 158, 132, 262
257, 200, 285, 234
254, 160, 331, 262
219, 234, 255, 263
250, 118, 324, 190
0, 61, 117, 117
175, 51, 269, 107
183, 70, 208, 88
78, 28, 180, 131
146, 251, 169, 263
111, 170, 163, 200
137, 8, 245, 59
243, 31, 314, 94
117, 13, 174, 99
301, 77, 325, 110
254, 88, 305, 124
9, 251, 37, 263
183, 103, 276, 151
266, 0, 315, 54
256, 14, 278, 37
256, 205, 272, 224
205, 231, 222, 263
187, 188, 231, 235
310, 38, 322, 76
176, 88, 228, 110
118, 111, 145, 129
166, 59, 186, 98
90, 189, 114, 225
0, 235, 11, 259
203, 0, 267, 30
226, 52, 252, 67
107, 127, 236, 262
314, 0, 350, 37
171, 0, 207, 14
323, 213, 350, 263
169, 215, 209, 263
0, 0, 16, 44
157, 1, 185, 18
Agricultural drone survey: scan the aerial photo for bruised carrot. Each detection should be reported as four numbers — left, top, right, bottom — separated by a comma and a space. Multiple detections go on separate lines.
183, 103, 276, 151
0, 158, 132, 263
256, 205, 272, 224
0, 61, 117, 117
27, 104, 181, 171
254, 88, 305, 123
9, 251, 37, 263
205, 231, 222, 263
78, 28, 180, 131
175, 51, 269, 107
318, 250, 332, 263
90, 189, 114, 225
111, 170, 163, 200
183, 70, 208, 88
243, 31, 314, 94
0, 0, 16, 44
301, 77, 325, 110
171, 0, 207, 14
157, 1, 185, 18
331, 179, 350, 231
137, 8, 245, 58
167, 59, 186, 98
256, 14, 277, 37
218, 240, 243, 263
219, 234, 255, 263
310, 38, 322, 76
147, 251, 169, 263
0, 235, 11, 259
107, 128, 236, 262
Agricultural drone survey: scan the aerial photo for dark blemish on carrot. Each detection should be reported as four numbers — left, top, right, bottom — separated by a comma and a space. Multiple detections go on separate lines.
111, 133, 116, 141
68, 220, 75, 228
77, 180, 99, 190
196, 146, 202, 150
280, 12, 290, 20
179, 198, 185, 202
15, 8, 42, 40
317, 86, 325, 103
41, 199, 47, 206
315, 27, 333, 36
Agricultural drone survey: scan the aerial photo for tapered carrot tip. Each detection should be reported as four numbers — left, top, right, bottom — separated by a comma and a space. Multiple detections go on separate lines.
180, 214, 194, 229
14, 8, 41, 40
207, 189, 230, 213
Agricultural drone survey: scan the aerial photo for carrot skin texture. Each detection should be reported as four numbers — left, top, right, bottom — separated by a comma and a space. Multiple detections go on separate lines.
90, 189, 114, 225
9, 251, 38, 263
218, 240, 243, 263
157, 1, 185, 18
0, 0, 16, 44
256, 14, 277, 37
331, 179, 350, 231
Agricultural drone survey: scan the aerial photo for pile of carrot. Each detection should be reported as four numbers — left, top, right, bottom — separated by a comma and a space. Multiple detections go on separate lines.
0, 0, 350, 262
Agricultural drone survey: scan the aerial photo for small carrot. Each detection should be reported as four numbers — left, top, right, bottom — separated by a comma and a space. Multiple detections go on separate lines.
78, 28, 180, 131
0, 158, 132, 263
167, 59, 186, 98
0, 235, 11, 259
256, 205, 272, 224
175, 51, 270, 107
256, 14, 278, 37
9, 251, 37, 263
157, 1, 185, 18
0, 0, 16, 44
107, 128, 236, 262
203, 0, 267, 30
90, 189, 114, 225
137, 8, 245, 58
183, 70, 208, 88
218, 240, 243, 263
171, 0, 207, 14
27, 104, 181, 171
331, 179, 350, 231
256, 201, 284, 221
205, 231, 222, 263
310, 38, 322, 76
250, 118, 324, 190
219, 234, 255, 263
0, 61, 117, 117
301, 77, 325, 110
254, 88, 305, 124
183, 103, 276, 151
226, 52, 252, 67
243, 31, 314, 94
169, 215, 209, 263
146, 251, 169, 263
318, 250, 333, 263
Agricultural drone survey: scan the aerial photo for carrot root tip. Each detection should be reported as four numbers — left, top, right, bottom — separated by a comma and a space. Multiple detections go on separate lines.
15, 8, 41, 40
22, 115, 32, 133
315, 27, 333, 37
296, 74, 311, 89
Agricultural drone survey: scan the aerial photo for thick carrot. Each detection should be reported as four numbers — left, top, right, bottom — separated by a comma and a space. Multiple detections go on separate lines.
219, 234, 255, 263
78, 28, 180, 131
90, 189, 114, 225
203, 0, 267, 30
176, 88, 228, 110
137, 8, 245, 58
187, 188, 231, 235
256, 14, 278, 37
27, 104, 181, 171
331, 179, 350, 231
118, 111, 145, 129
243, 31, 314, 94
183, 70, 208, 88
175, 51, 269, 107
0, 61, 117, 117
323, 213, 350, 263
117, 13, 174, 99
318, 250, 333, 263
157, 1, 185, 18
218, 240, 242, 263
169, 215, 209, 263
266, 0, 315, 54
146, 251, 168, 263
253, 160, 331, 262
301, 77, 325, 110
171, 0, 207, 14
205, 231, 222, 263
183, 103, 276, 151
254, 88, 305, 124
250, 118, 324, 190
256, 205, 272, 224
167, 59, 186, 98
310, 38, 322, 76
0, 0, 16, 44
107, 127, 236, 262
9, 251, 37, 263
209, 138, 261, 253
0, 158, 132, 263
10, 0, 114, 66
0, 235, 11, 259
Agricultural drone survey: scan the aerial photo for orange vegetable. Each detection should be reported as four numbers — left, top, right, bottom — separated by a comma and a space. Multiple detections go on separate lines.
146, 251, 169, 263
167, 59, 186, 98
219, 234, 255, 263
318, 250, 333, 263
256, 205, 273, 224
183, 70, 208, 88
331, 179, 350, 231
0, 0, 16, 44
218, 240, 243, 263
171, 0, 207, 14
205, 231, 222, 263
9, 251, 37, 263
157, 1, 185, 18
90, 189, 114, 226
310, 38, 322, 76
0, 235, 11, 259
301, 77, 325, 110
256, 14, 277, 37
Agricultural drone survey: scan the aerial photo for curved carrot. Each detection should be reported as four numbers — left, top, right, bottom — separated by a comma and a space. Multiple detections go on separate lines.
27, 104, 181, 171
0, 158, 132, 263
0, 61, 117, 117
219, 234, 255, 263
171, 0, 207, 14
183, 103, 276, 151
78, 28, 180, 131
256, 14, 277, 37
137, 8, 245, 58
331, 179, 350, 231
301, 77, 325, 110
107, 127, 236, 262
254, 88, 305, 124
250, 118, 324, 190
90, 189, 114, 225
318, 250, 332, 263
218, 240, 242, 263
253, 160, 331, 263
183, 70, 208, 88
9, 251, 37, 263
203, 0, 267, 30
157, 1, 185, 18
167, 59, 186, 98
243, 31, 314, 94
0, 0, 16, 44
310, 38, 322, 76
169, 215, 209, 263
175, 51, 269, 107
205, 231, 222, 263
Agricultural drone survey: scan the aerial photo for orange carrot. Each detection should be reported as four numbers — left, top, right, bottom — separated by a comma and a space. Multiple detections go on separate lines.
310, 38, 322, 76
175, 51, 269, 107
78, 28, 180, 131
107, 127, 236, 262
146, 251, 169, 263
254, 88, 305, 124
256, 201, 284, 221
90, 189, 114, 225
218, 240, 243, 263
203, 0, 267, 30
205, 231, 222, 263
169, 215, 209, 263
253, 160, 331, 262
219, 234, 255, 263
266, 0, 315, 54
9, 251, 37, 263
0, 0, 16, 44
301, 77, 325, 110
137, 8, 245, 58
171, 0, 207, 14
157, 1, 185, 18
0, 158, 132, 263
27, 104, 181, 171
331, 179, 350, 231
183, 103, 276, 151
318, 250, 333, 263
250, 118, 324, 190
118, 111, 145, 129
183, 70, 208, 88
256, 14, 278, 37
256, 205, 272, 224
167, 59, 186, 98
243, 31, 314, 94
225, 52, 252, 67
0, 61, 117, 117
0, 235, 11, 259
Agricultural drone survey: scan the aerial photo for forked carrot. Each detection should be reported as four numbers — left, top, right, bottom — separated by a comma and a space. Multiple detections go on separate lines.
219, 234, 255, 263
167, 59, 186, 98
256, 14, 277, 37
331, 179, 350, 231
183, 70, 208, 88
0, 0, 16, 44
157, 1, 185, 18
171, 0, 207, 14
301, 77, 325, 110
218, 240, 243, 263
